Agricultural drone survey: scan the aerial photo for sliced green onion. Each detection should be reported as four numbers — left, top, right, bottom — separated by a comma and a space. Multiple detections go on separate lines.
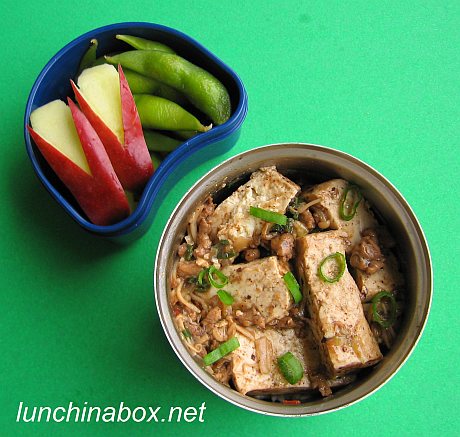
371, 291, 397, 328
340, 185, 363, 221
203, 337, 240, 366
182, 329, 192, 339
207, 265, 228, 288
283, 272, 302, 304
249, 206, 287, 225
318, 252, 346, 283
277, 352, 304, 384
184, 244, 194, 261
217, 290, 234, 305
197, 269, 208, 286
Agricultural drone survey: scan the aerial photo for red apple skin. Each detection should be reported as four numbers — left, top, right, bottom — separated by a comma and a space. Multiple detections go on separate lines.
71, 65, 153, 192
27, 99, 130, 226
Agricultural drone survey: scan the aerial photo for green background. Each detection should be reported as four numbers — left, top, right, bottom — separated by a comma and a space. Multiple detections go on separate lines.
1, 1, 459, 435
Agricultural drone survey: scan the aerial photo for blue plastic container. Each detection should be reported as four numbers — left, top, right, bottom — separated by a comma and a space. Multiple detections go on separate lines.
24, 22, 248, 242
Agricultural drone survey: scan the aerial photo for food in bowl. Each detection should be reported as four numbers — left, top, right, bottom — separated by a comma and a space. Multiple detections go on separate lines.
26, 32, 232, 226
169, 166, 404, 401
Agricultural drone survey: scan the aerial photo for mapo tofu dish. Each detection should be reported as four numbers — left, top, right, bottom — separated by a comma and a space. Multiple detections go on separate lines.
169, 166, 404, 402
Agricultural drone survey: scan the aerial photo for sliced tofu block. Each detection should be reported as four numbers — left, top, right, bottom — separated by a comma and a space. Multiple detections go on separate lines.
304, 179, 378, 250
210, 166, 299, 252
354, 252, 404, 302
206, 256, 292, 322
296, 231, 382, 376
231, 329, 313, 395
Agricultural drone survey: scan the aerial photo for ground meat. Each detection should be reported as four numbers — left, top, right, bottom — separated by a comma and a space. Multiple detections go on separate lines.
203, 306, 222, 326
177, 243, 187, 257
299, 209, 316, 230
311, 205, 330, 229
193, 197, 216, 259
234, 305, 266, 329
270, 233, 295, 260
242, 248, 260, 262
350, 229, 385, 274
177, 261, 202, 278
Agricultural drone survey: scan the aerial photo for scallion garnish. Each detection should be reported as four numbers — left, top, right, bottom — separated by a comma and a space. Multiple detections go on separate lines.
340, 185, 362, 221
207, 265, 228, 288
249, 206, 287, 225
182, 329, 192, 339
217, 290, 234, 305
203, 337, 240, 366
283, 272, 302, 304
318, 252, 346, 283
277, 352, 304, 384
197, 269, 208, 286
371, 291, 397, 328
184, 244, 194, 261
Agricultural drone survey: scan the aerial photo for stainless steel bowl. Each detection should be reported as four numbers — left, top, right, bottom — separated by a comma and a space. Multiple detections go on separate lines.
154, 143, 432, 416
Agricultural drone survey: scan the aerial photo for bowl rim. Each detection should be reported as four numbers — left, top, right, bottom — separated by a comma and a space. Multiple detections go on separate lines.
24, 21, 248, 235
154, 142, 433, 417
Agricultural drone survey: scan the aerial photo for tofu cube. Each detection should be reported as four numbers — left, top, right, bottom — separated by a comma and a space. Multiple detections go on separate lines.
210, 166, 299, 252
296, 230, 382, 376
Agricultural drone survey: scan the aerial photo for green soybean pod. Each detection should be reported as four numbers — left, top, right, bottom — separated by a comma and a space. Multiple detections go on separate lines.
77, 39, 98, 75
106, 50, 231, 125
116, 35, 175, 54
134, 94, 211, 132
150, 152, 162, 169
143, 130, 182, 153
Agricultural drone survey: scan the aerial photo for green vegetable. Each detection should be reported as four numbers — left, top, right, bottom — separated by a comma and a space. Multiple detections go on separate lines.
217, 290, 234, 305
203, 337, 240, 366
249, 206, 287, 225
150, 152, 162, 169
371, 291, 397, 328
340, 185, 362, 221
105, 50, 231, 125
277, 352, 304, 384
184, 244, 194, 261
207, 265, 228, 289
123, 69, 188, 106
182, 329, 192, 339
318, 252, 346, 283
134, 94, 211, 132
215, 240, 236, 259
144, 130, 182, 153
116, 34, 175, 53
77, 39, 98, 75
283, 272, 302, 304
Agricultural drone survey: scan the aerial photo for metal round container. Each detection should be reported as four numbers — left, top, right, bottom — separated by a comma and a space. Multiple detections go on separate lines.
154, 143, 432, 417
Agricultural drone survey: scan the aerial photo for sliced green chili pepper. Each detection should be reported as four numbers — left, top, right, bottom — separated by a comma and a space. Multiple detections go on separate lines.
106, 50, 231, 125
77, 39, 98, 75
134, 94, 211, 132
277, 352, 304, 384
371, 291, 397, 328
144, 130, 182, 153
318, 252, 346, 283
116, 34, 175, 53
283, 272, 302, 304
217, 290, 234, 305
203, 337, 240, 366
207, 265, 228, 288
184, 244, 194, 261
249, 206, 287, 225
340, 184, 362, 221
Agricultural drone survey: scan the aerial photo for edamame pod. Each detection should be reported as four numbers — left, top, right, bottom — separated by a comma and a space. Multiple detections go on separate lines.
134, 94, 211, 132
143, 130, 182, 153
101, 69, 188, 107
150, 152, 162, 169
106, 51, 231, 125
116, 35, 175, 54
77, 39, 98, 75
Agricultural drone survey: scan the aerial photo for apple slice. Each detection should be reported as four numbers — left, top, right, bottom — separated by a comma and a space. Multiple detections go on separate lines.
28, 99, 130, 226
72, 64, 153, 192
